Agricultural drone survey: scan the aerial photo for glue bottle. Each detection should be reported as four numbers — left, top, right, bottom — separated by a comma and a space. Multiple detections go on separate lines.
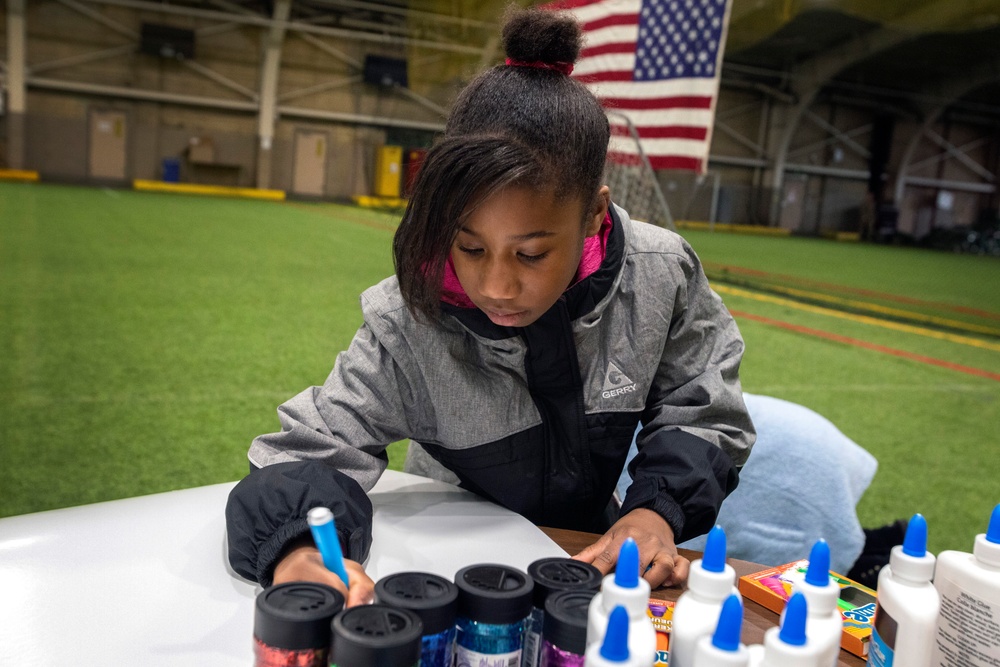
791, 540, 842, 667
669, 526, 739, 667
585, 606, 648, 667
752, 592, 825, 666
587, 538, 656, 665
692, 594, 750, 667
865, 513, 940, 667
931, 502, 1000, 666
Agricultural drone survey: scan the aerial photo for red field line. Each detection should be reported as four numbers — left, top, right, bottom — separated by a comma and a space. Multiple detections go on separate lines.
707, 262, 1000, 321
730, 310, 1000, 383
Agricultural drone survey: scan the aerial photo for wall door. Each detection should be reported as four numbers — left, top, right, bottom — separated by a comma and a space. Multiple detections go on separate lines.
292, 130, 328, 196
88, 110, 127, 180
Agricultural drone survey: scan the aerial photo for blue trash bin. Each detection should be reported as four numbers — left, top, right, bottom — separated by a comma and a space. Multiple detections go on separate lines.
162, 158, 180, 183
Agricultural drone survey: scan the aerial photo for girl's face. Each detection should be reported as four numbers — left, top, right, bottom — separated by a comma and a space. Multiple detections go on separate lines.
451, 185, 609, 328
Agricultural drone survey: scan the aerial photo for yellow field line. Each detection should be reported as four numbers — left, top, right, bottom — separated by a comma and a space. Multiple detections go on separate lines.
716, 284, 1000, 352
743, 281, 1000, 337
133, 179, 285, 200
0, 169, 40, 182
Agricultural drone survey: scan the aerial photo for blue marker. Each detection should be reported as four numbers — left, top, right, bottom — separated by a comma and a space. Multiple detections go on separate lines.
307, 507, 351, 586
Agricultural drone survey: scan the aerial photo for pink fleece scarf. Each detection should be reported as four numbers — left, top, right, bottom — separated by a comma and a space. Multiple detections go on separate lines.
440, 212, 612, 308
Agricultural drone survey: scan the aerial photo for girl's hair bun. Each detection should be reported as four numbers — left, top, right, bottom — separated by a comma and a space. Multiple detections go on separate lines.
501, 7, 582, 66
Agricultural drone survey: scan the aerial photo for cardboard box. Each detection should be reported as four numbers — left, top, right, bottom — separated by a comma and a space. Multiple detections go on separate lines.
738, 560, 877, 658
648, 598, 674, 666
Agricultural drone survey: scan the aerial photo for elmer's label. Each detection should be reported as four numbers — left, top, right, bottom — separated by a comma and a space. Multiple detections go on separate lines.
932, 577, 1000, 665
867, 603, 898, 667
453, 645, 520, 667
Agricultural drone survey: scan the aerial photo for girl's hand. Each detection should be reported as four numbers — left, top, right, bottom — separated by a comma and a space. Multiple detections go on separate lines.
272, 540, 374, 607
571, 508, 690, 589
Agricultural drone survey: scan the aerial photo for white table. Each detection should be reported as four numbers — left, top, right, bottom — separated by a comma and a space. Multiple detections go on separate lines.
0, 470, 568, 665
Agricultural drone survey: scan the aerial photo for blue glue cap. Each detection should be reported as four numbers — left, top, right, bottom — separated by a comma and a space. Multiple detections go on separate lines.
779, 593, 808, 647
712, 594, 744, 652
614, 538, 640, 589
702, 525, 727, 573
804, 539, 831, 587
987, 504, 1000, 545
902, 514, 928, 558
599, 606, 631, 662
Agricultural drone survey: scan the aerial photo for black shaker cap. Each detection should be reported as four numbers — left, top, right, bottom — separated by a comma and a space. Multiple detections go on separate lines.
374, 571, 458, 636
330, 604, 423, 667
543, 589, 597, 656
454, 563, 534, 625
527, 557, 602, 608
254, 582, 344, 650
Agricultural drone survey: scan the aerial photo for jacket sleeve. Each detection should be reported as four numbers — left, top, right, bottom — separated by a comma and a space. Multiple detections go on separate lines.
620, 240, 755, 543
225, 320, 416, 585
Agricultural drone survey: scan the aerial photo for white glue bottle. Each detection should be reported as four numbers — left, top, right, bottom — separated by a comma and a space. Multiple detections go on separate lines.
693, 594, 750, 667
586, 605, 649, 667
865, 513, 940, 667
587, 538, 656, 665
754, 592, 825, 666
790, 540, 842, 667
931, 502, 1000, 666
670, 525, 739, 667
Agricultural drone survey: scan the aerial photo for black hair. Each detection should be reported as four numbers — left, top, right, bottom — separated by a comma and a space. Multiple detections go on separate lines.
393, 6, 611, 322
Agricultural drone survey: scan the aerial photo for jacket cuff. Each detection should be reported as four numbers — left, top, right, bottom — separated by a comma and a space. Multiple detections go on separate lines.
619, 477, 687, 539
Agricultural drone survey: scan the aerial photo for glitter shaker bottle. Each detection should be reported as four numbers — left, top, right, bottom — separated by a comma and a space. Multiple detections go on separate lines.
253, 582, 344, 667
374, 571, 458, 667
329, 604, 423, 667
541, 589, 598, 667
525, 558, 602, 667
453, 563, 535, 666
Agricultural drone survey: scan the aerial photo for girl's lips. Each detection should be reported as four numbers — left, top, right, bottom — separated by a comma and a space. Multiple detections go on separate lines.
485, 309, 527, 326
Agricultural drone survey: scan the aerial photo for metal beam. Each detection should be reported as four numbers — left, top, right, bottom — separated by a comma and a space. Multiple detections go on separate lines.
785, 163, 870, 180
56, 0, 137, 39
801, 109, 871, 160
894, 58, 1000, 204
77, 0, 486, 55
278, 104, 445, 132
30, 44, 135, 75
6, 0, 27, 169
278, 75, 364, 103
767, 0, 968, 223
256, 0, 291, 188
182, 60, 259, 101
923, 128, 996, 182
905, 176, 996, 194
302, 0, 494, 30
28, 76, 258, 111
787, 122, 872, 161
909, 135, 991, 172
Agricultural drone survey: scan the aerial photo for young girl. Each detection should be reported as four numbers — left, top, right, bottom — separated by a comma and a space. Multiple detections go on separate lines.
226, 7, 754, 607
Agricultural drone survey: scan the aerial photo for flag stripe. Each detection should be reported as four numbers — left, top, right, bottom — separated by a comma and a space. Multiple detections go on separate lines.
612, 124, 708, 140
581, 13, 641, 31
602, 95, 713, 110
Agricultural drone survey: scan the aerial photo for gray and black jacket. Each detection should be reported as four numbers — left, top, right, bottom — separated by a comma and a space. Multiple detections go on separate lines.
226, 204, 755, 585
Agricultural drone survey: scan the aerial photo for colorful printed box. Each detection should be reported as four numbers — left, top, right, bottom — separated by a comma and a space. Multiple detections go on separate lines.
737, 560, 877, 658
648, 598, 674, 666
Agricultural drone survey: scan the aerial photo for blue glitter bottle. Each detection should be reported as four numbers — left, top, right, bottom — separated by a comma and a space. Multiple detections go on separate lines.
525, 558, 602, 667
374, 571, 458, 667
453, 563, 534, 666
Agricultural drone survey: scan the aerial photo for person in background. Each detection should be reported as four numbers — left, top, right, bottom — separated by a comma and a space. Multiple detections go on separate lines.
225, 7, 755, 606
617, 393, 905, 588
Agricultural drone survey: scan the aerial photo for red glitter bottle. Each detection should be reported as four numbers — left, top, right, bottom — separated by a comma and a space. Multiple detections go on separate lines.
253, 582, 345, 667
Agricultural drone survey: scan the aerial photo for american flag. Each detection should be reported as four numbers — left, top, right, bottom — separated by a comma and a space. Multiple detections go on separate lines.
543, 0, 732, 173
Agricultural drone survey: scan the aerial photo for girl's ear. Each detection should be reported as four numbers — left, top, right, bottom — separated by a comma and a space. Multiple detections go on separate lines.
585, 186, 611, 237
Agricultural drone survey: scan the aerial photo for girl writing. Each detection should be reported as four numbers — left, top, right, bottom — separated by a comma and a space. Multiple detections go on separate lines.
226, 7, 755, 607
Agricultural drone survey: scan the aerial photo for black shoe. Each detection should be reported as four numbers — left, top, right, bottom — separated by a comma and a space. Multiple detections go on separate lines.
846, 518, 907, 590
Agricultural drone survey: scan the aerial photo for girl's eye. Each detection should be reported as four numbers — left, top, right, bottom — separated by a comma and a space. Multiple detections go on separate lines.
457, 246, 483, 256
518, 252, 548, 263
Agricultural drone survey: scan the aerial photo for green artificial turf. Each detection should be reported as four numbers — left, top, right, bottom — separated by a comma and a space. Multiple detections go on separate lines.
1, 182, 997, 556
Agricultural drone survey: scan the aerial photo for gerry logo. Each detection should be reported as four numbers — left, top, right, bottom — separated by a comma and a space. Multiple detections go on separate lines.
602, 362, 637, 399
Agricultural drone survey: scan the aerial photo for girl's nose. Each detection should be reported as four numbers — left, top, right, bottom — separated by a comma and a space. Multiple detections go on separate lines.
479, 257, 519, 300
